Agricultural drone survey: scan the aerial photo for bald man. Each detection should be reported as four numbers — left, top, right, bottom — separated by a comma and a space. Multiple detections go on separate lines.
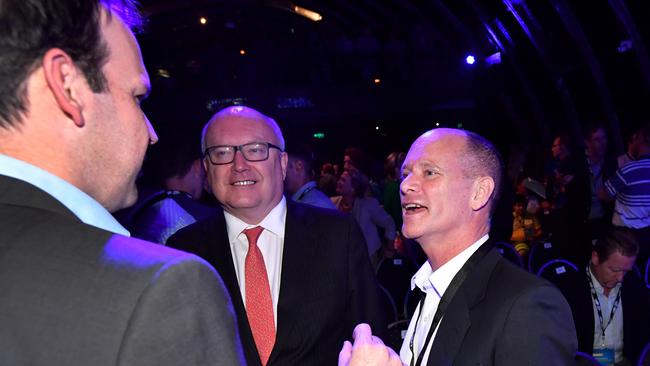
168, 106, 385, 366
340, 128, 577, 366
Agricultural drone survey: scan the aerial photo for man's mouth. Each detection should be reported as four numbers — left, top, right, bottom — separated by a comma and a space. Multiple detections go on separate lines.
232, 180, 256, 186
402, 203, 427, 213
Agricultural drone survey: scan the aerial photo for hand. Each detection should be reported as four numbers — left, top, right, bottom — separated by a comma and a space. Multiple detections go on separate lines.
338, 323, 403, 366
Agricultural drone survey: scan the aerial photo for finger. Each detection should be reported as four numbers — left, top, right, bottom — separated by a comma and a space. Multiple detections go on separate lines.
371, 335, 385, 346
338, 340, 352, 366
352, 323, 372, 344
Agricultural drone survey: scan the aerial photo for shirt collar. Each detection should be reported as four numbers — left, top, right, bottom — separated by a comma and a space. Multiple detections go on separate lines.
0, 154, 129, 235
588, 264, 622, 297
411, 234, 489, 297
291, 181, 317, 202
224, 196, 287, 242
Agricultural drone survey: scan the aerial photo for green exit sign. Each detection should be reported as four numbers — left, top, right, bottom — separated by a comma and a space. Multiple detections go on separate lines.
313, 132, 325, 139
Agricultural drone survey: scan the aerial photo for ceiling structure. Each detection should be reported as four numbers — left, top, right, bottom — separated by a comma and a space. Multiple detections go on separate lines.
137, 0, 650, 159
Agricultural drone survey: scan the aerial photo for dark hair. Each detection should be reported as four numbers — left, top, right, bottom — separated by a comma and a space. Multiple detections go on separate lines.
344, 147, 371, 175
141, 134, 202, 185
0, 0, 143, 127
638, 123, 650, 146
345, 167, 369, 199
288, 144, 316, 180
593, 227, 639, 262
464, 130, 504, 216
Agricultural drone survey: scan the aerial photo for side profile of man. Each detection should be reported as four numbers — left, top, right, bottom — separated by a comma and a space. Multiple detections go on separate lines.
555, 227, 650, 366
284, 145, 336, 209
0, 1, 243, 365
340, 128, 577, 366
167, 105, 385, 366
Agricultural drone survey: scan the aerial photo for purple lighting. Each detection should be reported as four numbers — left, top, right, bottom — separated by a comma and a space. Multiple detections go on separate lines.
465, 55, 476, 65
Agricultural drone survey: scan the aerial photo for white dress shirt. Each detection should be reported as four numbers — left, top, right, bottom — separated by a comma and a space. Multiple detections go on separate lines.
588, 266, 624, 364
0, 153, 129, 235
400, 235, 489, 365
224, 197, 287, 324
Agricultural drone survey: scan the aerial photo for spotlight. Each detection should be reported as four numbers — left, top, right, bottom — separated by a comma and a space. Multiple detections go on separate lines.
465, 55, 476, 65
199, 17, 207, 25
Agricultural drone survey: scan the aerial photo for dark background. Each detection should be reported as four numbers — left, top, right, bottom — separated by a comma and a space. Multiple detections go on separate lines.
136, 0, 650, 165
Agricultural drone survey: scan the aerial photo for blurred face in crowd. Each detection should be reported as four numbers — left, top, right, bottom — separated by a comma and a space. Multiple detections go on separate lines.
336, 170, 354, 196
202, 107, 287, 224
591, 250, 636, 292
551, 137, 566, 159
586, 128, 607, 160
82, 8, 158, 211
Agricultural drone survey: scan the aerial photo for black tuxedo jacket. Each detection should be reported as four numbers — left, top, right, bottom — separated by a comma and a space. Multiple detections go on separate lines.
555, 269, 650, 365
424, 245, 577, 366
167, 200, 385, 366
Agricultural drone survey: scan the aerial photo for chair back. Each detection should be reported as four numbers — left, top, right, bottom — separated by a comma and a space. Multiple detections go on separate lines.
377, 256, 417, 316
536, 259, 580, 285
528, 240, 563, 274
494, 241, 523, 268
386, 319, 410, 352
638, 342, 650, 366
378, 284, 398, 324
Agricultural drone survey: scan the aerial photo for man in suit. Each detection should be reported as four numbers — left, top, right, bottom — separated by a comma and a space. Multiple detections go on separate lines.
167, 106, 385, 366
0, 1, 244, 365
554, 227, 650, 365
340, 128, 577, 366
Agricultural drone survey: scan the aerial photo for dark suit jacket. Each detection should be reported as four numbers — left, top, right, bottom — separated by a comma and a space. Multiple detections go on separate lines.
555, 269, 650, 365
425, 245, 577, 366
0, 175, 245, 366
167, 200, 385, 366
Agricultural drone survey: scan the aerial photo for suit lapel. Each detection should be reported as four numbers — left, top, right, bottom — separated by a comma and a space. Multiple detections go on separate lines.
427, 247, 500, 366
268, 202, 317, 364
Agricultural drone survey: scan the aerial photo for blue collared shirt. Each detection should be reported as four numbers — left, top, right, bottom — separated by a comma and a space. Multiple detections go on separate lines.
0, 154, 130, 235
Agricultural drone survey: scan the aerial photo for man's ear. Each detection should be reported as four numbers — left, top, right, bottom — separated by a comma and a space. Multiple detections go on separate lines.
470, 176, 495, 211
42, 48, 85, 127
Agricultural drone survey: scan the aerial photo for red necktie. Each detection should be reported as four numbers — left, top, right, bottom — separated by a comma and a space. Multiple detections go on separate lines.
243, 226, 276, 365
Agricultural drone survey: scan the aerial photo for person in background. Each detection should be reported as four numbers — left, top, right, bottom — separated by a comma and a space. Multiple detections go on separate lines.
284, 145, 336, 209
554, 227, 650, 366
0, 1, 244, 364
340, 128, 576, 366
127, 135, 217, 243
332, 167, 397, 267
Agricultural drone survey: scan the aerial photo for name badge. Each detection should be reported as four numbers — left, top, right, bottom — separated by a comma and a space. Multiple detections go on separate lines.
593, 348, 614, 365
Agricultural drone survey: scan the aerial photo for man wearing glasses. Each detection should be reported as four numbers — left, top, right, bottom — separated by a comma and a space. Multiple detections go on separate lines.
167, 106, 385, 366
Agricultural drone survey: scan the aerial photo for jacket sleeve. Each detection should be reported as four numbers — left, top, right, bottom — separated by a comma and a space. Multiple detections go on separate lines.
116, 254, 246, 366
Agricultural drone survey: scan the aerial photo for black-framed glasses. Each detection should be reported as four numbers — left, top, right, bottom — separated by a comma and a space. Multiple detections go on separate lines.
204, 142, 283, 165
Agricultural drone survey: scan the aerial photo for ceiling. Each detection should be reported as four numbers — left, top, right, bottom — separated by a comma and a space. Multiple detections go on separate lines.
136, 0, 650, 159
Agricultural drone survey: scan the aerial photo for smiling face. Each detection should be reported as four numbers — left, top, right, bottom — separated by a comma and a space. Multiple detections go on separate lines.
202, 108, 287, 224
400, 130, 478, 245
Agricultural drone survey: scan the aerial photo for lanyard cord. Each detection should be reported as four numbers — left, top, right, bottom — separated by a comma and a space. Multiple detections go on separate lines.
408, 243, 492, 366
586, 266, 622, 340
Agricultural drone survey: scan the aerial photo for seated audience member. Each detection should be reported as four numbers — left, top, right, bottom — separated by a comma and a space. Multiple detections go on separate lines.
284, 145, 336, 209
168, 106, 384, 366
332, 167, 396, 266
128, 136, 217, 244
554, 227, 650, 366
382, 151, 406, 230
0, 1, 243, 364
603, 123, 650, 269
340, 128, 577, 366
510, 194, 542, 258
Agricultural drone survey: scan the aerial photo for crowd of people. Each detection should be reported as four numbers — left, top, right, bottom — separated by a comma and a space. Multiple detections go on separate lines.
1, 1, 649, 366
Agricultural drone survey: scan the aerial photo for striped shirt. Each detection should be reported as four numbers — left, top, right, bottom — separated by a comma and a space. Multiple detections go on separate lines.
604, 155, 650, 228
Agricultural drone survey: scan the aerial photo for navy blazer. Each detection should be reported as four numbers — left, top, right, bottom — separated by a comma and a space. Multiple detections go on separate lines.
168, 200, 385, 366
